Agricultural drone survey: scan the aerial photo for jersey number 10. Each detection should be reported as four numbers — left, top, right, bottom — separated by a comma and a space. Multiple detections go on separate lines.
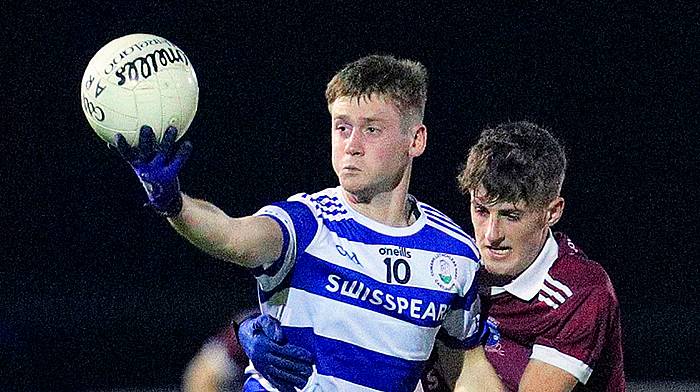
383, 258, 411, 284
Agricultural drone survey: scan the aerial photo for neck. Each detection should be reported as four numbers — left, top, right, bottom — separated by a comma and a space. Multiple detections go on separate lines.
480, 272, 514, 288
343, 168, 415, 227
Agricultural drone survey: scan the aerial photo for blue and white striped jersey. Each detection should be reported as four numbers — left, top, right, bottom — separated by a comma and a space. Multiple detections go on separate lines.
246, 187, 482, 391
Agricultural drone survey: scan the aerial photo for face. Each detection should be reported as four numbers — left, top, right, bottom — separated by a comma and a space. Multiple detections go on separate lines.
470, 189, 564, 278
329, 95, 425, 199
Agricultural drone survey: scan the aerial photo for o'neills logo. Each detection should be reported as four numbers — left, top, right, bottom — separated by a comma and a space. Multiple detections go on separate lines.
115, 47, 190, 86
378, 246, 412, 258
430, 254, 458, 290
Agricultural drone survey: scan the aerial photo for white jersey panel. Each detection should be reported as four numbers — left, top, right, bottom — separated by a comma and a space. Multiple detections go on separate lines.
249, 187, 482, 391
281, 288, 439, 361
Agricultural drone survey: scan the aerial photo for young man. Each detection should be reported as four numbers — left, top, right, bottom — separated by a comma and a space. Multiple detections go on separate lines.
457, 121, 625, 391
233, 121, 625, 392
116, 55, 501, 391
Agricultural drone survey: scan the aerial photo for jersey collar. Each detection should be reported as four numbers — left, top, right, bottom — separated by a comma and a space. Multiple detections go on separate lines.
336, 187, 427, 236
490, 230, 559, 300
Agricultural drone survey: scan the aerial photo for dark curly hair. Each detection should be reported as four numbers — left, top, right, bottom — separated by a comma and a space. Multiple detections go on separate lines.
458, 121, 567, 208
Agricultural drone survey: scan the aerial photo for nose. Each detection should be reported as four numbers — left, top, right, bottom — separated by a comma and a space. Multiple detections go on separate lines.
484, 215, 503, 244
345, 129, 364, 156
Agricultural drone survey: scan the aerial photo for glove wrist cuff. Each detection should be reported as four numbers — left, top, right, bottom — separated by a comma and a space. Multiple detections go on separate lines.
151, 193, 183, 218
142, 178, 183, 217
233, 312, 262, 338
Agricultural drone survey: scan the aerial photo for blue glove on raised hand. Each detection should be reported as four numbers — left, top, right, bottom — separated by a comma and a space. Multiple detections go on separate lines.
115, 125, 192, 217
238, 314, 314, 392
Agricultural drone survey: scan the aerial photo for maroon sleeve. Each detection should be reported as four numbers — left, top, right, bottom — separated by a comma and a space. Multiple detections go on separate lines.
534, 280, 620, 377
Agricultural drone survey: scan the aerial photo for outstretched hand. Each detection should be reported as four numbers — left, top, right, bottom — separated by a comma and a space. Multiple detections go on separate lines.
239, 314, 314, 392
115, 125, 192, 217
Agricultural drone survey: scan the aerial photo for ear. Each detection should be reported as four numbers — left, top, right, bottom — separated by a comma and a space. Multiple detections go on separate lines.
545, 197, 565, 226
408, 124, 427, 158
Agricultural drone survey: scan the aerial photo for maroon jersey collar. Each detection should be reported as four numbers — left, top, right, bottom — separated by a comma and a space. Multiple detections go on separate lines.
491, 230, 559, 301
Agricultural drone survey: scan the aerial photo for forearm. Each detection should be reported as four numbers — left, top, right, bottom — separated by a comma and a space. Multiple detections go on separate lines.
518, 359, 577, 392
169, 194, 242, 262
169, 193, 279, 268
454, 346, 504, 392
113, 128, 279, 267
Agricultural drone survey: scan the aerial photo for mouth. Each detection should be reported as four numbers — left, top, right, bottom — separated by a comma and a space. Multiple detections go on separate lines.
484, 245, 512, 259
342, 165, 361, 172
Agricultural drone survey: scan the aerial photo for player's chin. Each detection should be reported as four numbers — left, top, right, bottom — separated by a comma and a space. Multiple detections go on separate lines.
482, 258, 517, 277
339, 177, 365, 194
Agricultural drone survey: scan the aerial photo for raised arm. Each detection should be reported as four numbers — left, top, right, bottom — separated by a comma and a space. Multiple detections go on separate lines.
170, 195, 283, 268
116, 125, 282, 269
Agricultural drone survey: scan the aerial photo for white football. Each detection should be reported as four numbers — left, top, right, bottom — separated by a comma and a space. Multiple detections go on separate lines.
80, 33, 199, 146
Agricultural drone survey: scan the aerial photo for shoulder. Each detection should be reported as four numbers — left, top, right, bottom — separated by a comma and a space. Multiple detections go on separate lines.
260, 187, 344, 222
254, 189, 340, 244
417, 199, 479, 259
550, 232, 619, 305
285, 187, 348, 218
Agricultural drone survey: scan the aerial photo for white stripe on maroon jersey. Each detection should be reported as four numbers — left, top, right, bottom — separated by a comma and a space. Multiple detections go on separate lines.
537, 292, 560, 309
541, 283, 567, 304
545, 274, 573, 297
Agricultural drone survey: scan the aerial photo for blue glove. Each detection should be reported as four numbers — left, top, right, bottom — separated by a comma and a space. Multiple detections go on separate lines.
238, 314, 314, 392
115, 125, 192, 217
479, 317, 501, 347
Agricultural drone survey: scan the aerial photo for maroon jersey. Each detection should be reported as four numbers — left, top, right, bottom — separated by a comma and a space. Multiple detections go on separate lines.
482, 232, 625, 391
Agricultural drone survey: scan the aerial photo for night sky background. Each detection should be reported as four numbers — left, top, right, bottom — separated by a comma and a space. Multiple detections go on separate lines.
2, 1, 698, 391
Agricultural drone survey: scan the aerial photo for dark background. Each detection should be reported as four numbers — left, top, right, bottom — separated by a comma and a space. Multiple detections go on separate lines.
2, 1, 698, 390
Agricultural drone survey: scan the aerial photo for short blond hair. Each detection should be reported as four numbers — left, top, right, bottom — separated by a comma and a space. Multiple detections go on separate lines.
325, 55, 428, 127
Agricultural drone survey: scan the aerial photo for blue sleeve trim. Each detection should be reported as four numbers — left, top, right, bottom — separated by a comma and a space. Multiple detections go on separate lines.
271, 200, 318, 253
250, 214, 290, 278
437, 326, 482, 350
258, 272, 292, 303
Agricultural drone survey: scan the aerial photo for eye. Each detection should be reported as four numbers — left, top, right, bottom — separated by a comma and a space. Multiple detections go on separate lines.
365, 126, 380, 134
473, 205, 488, 216
335, 123, 351, 134
505, 213, 521, 222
